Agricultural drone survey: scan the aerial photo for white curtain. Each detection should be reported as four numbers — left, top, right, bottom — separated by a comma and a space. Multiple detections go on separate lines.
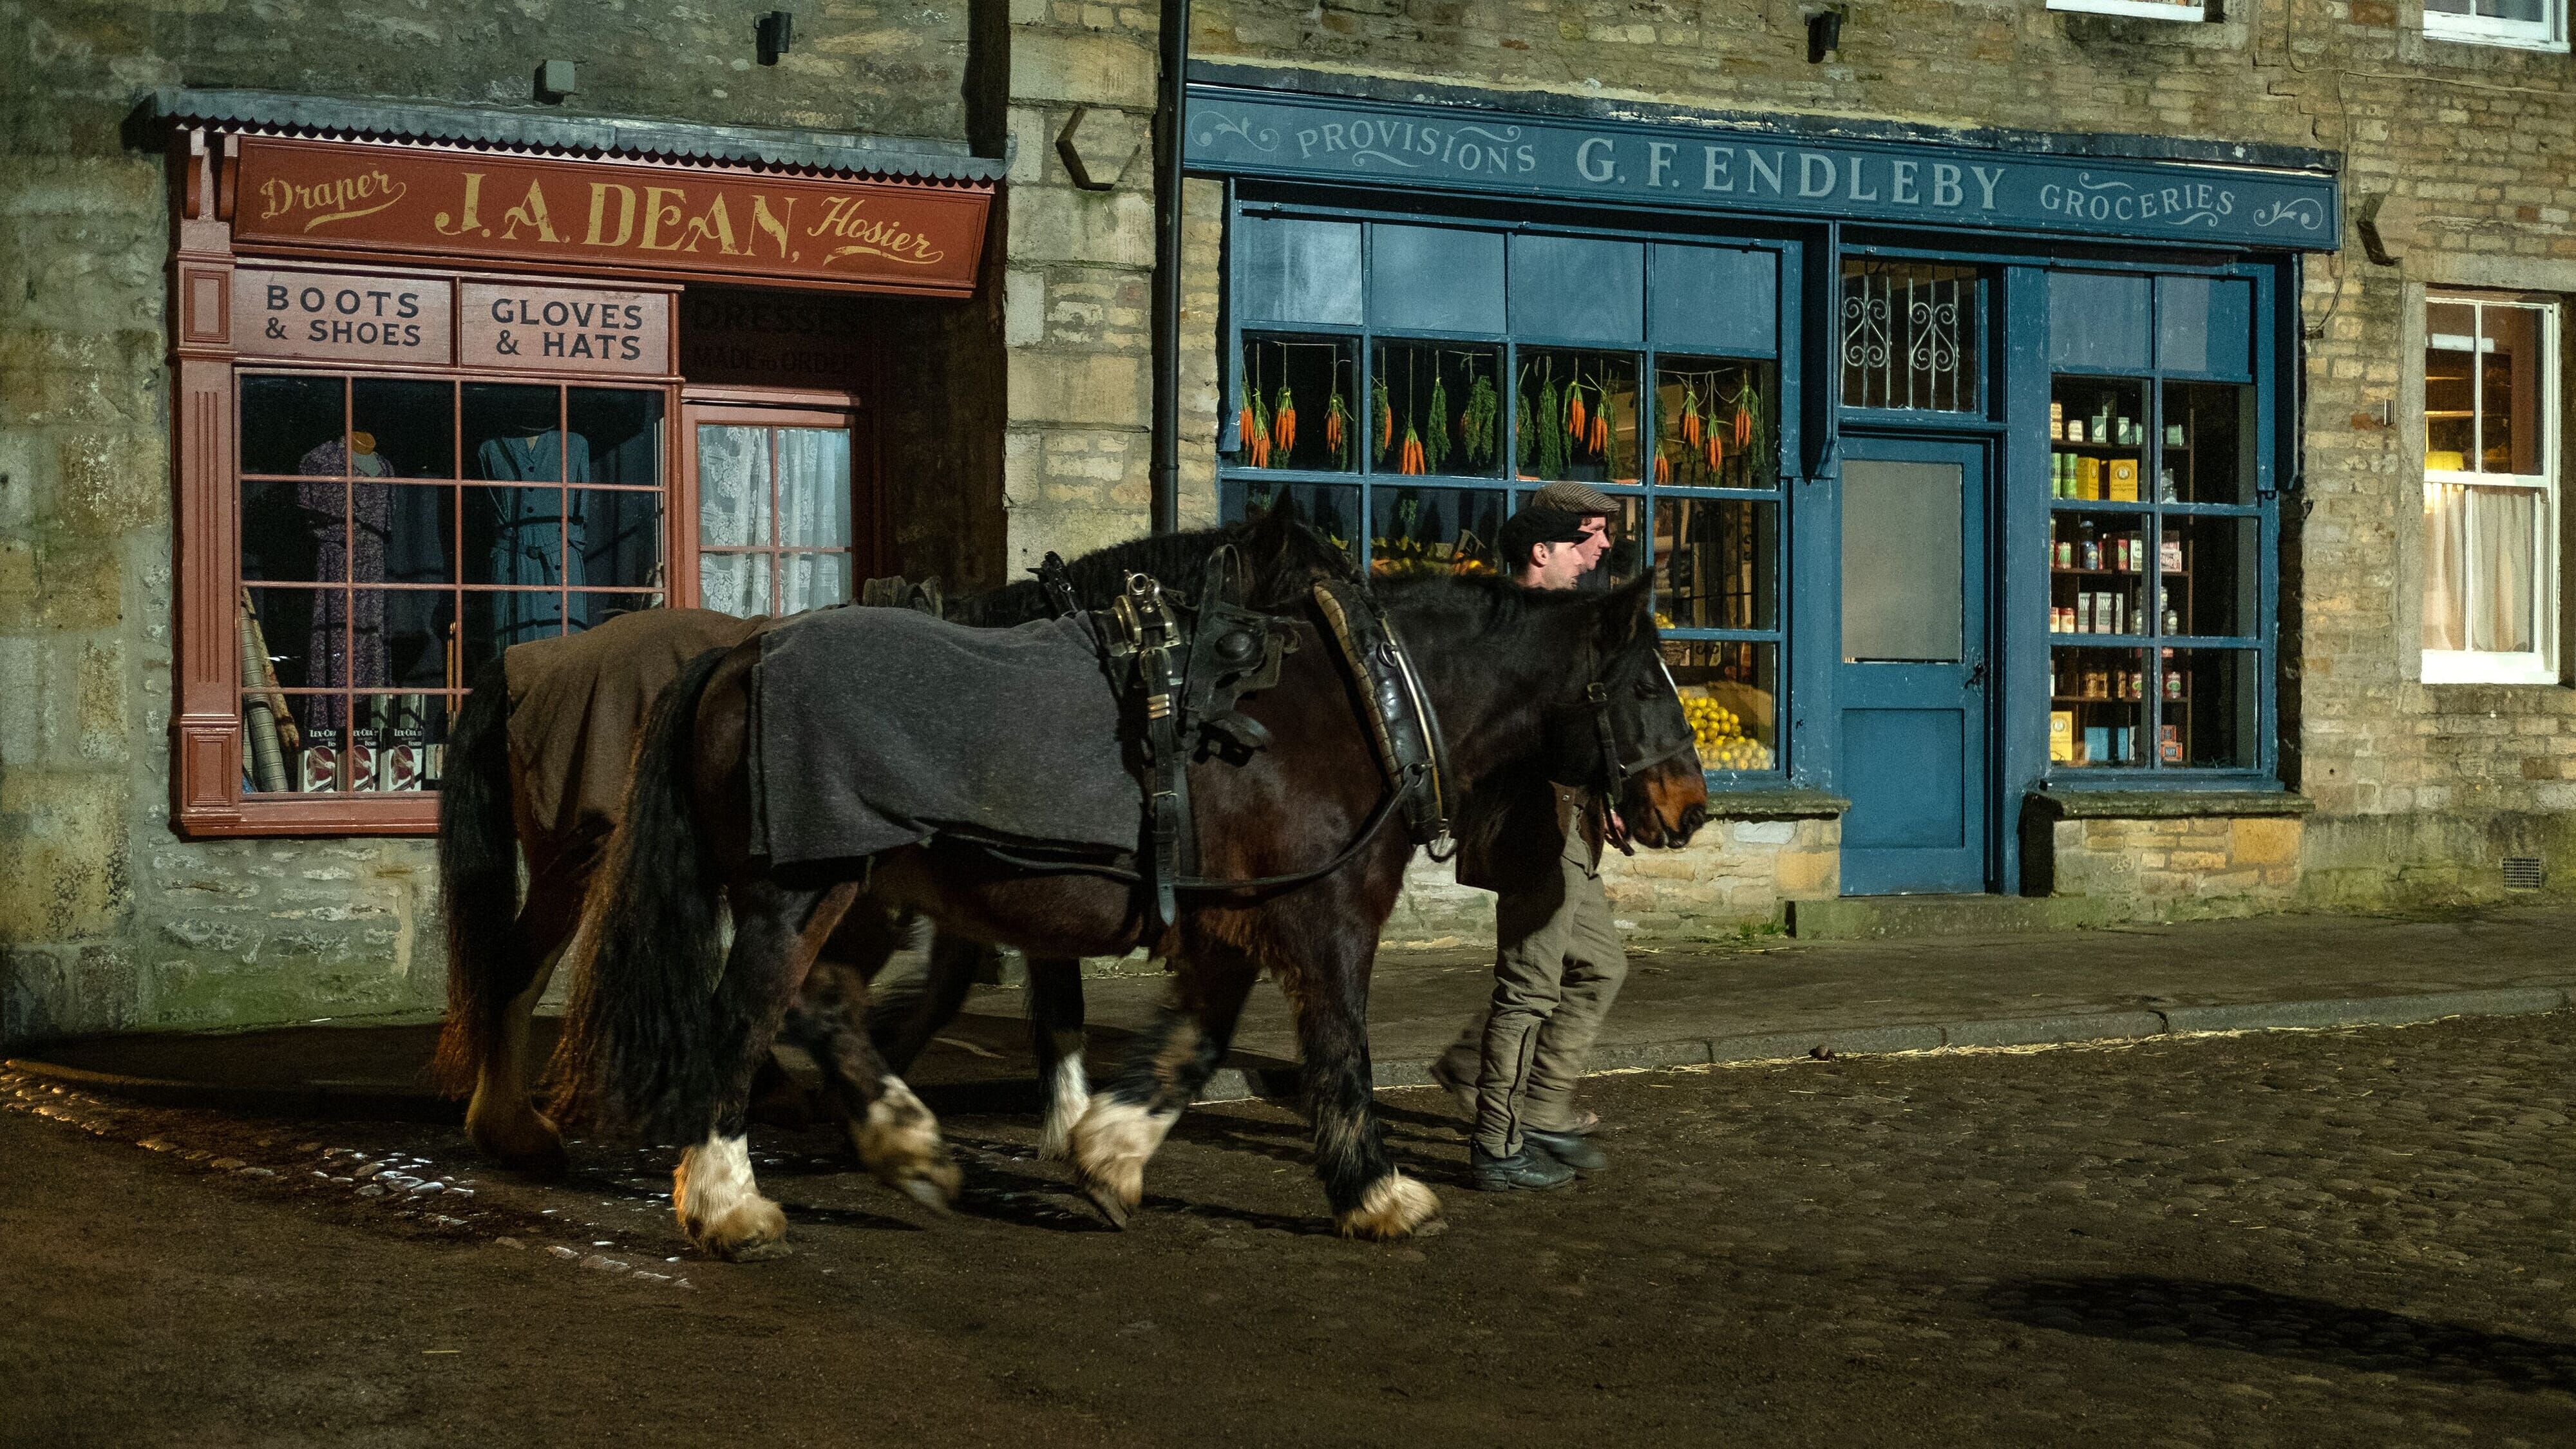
2423, 482, 2536, 652
775, 427, 853, 613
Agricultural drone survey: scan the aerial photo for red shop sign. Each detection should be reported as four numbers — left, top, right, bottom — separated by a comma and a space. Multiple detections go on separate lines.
232, 136, 990, 296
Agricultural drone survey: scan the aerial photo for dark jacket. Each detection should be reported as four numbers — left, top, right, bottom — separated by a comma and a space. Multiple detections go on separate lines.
1456, 777, 1606, 893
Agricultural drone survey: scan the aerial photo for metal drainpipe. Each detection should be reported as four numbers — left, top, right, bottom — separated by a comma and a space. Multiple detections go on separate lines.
1148, 0, 1191, 535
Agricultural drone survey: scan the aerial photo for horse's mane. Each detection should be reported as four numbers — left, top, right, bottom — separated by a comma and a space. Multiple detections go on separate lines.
950, 509, 1349, 627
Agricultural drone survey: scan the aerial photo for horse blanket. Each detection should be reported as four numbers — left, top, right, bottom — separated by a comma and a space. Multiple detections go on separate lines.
504, 607, 769, 875
751, 604, 1142, 866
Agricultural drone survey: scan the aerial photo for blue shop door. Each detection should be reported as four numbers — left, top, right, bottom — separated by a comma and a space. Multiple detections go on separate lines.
1835, 439, 1992, 895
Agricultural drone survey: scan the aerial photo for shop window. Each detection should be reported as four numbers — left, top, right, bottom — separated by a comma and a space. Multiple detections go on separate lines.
2047, 368, 2264, 772
1840, 260, 1979, 413
1222, 214, 1788, 776
236, 374, 665, 798
2424, 0, 2569, 52
2421, 296, 2561, 684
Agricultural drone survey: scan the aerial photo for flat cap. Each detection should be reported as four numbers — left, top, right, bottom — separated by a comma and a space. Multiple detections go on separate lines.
1528, 480, 1621, 516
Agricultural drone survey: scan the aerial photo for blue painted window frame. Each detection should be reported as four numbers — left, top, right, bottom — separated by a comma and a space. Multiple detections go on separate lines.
1217, 187, 1804, 786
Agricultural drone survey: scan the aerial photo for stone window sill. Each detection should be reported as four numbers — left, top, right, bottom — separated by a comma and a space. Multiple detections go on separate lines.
1702, 788, 1849, 820
2028, 789, 2313, 820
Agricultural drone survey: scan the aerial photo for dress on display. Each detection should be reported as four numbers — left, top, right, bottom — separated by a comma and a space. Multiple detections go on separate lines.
477, 430, 594, 650
298, 436, 393, 729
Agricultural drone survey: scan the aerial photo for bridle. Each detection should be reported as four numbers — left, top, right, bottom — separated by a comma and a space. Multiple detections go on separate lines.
1583, 654, 1700, 853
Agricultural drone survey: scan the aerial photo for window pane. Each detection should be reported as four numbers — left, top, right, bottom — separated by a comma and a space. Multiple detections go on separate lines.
1513, 349, 1642, 484
1370, 341, 1503, 478
2051, 376, 2149, 502
2048, 510, 2149, 638
1653, 357, 1778, 489
2049, 646, 2147, 769
1651, 245, 1777, 358
700, 553, 770, 618
570, 388, 666, 487
1220, 478, 1363, 567
2166, 648, 2259, 769
2425, 302, 2478, 471
1667, 639, 1777, 772
243, 478, 327, 582
1368, 486, 1507, 580
2163, 516, 2259, 639
575, 489, 663, 590
1368, 224, 1503, 335
1841, 260, 1978, 412
351, 379, 455, 478
355, 481, 455, 587
464, 384, 569, 480
775, 428, 852, 547
2154, 276, 2253, 380
465, 582, 571, 657
1586, 491, 1647, 586
1235, 216, 1363, 328
240, 374, 345, 475
1656, 497, 1777, 630
1842, 459, 1961, 662
464, 486, 574, 588
2161, 381, 2255, 504
347, 589, 451, 689
2421, 482, 2539, 653
697, 424, 772, 547
2479, 304, 2544, 477
781, 552, 852, 613
1508, 235, 1643, 346
569, 592, 660, 633
241, 587, 317, 690
1236, 334, 1359, 473
2049, 272, 2151, 373
242, 691, 450, 795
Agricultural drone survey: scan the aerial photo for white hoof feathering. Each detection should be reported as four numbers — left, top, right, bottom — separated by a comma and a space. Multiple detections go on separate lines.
674, 1133, 788, 1259
1068, 1095, 1176, 1209
1037, 1054, 1093, 1163
1338, 1172, 1443, 1242
852, 1077, 961, 1206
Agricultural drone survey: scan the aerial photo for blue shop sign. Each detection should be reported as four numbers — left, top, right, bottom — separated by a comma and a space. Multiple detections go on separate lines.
1187, 86, 2339, 252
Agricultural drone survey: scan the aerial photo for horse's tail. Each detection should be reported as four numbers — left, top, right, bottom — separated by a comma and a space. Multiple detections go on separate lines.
547, 644, 735, 1141
430, 658, 521, 1097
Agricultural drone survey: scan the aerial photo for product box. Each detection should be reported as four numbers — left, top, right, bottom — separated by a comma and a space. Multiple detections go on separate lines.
299, 726, 341, 793
2107, 459, 2139, 502
2050, 711, 2076, 762
2050, 401, 2065, 440
2076, 456, 2102, 499
2083, 726, 2110, 764
2076, 595, 2094, 633
2159, 724, 2184, 764
2112, 726, 2133, 762
2161, 537, 2185, 574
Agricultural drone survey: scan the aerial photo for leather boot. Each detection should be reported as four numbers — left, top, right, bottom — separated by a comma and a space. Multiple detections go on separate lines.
1523, 1127, 1607, 1174
1470, 1143, 1577, 1191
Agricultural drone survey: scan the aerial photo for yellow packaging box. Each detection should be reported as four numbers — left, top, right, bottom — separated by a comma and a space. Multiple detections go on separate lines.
2107, 458, 2139, 502
2076, 456, 2101, 500
2049, 710, 2076, 762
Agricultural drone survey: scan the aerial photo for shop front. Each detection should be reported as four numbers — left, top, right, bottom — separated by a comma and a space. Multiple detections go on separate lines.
155, 91, 1000, 839
1189, 80, 2339, 898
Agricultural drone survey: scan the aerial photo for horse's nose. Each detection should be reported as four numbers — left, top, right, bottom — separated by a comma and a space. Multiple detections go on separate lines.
1678, 803, 1707, 840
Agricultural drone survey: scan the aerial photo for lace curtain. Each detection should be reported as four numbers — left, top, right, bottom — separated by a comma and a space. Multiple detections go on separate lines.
697, 423, 853, 617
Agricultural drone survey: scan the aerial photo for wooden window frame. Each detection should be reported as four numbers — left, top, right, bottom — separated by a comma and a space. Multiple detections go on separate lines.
674, 396, 874, 613
2421, 293, 2562, 687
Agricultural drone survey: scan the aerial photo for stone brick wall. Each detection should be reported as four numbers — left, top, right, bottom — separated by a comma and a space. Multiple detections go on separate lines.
0, 0, 979, 1041
2049, 815, 2305, 918
1383, 818, 1842, 945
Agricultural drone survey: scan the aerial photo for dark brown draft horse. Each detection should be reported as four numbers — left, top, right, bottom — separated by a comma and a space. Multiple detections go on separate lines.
554, 573, 1708, 1255
433, 507, 1348, 1179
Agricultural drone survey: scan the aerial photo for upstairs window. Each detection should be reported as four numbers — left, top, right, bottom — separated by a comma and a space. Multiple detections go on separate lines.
2425, 0, 2570, 52
2421, 295, 2561, 685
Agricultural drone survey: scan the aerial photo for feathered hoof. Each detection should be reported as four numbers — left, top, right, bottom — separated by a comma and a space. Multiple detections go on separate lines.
1067, 1097, 1162, 1228
1081, 1179, 1134, 1230
1335, 1173, 1443, 1242
464, 1096, 569, 1180
851, 1079, 961, 1211
687, 1195, 791, 1261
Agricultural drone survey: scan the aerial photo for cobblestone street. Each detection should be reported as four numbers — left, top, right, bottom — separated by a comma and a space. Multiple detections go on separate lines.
6, 1012, 2571, 1447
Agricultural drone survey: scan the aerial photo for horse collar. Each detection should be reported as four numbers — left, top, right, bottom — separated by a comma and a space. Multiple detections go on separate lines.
1311, 580, 1457, 860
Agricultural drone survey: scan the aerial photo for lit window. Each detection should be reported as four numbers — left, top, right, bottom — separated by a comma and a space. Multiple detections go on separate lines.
2421, 296, 2561, 685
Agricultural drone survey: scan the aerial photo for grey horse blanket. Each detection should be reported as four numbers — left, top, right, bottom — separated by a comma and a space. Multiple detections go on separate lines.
750, 604, 1142, 866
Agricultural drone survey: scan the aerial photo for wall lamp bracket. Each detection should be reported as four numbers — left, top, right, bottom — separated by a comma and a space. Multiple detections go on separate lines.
1806, 8, 1846, 63
757, 11, 794, 65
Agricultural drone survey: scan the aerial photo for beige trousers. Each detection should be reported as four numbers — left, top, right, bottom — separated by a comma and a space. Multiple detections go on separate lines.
1438, 827, 1628, 1157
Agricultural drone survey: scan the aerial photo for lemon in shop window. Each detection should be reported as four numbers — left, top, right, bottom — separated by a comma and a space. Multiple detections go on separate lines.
1681, 690, 1774, 772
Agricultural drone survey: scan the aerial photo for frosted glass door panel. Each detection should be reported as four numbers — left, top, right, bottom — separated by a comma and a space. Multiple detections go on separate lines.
1841, 459, 1964, 662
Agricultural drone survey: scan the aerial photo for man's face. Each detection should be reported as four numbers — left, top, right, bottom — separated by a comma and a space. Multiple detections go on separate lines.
1524, 540, 1589, 591
1574, 513, 1612, 569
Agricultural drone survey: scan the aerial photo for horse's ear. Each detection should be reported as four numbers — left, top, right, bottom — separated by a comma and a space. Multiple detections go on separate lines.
1253, 491, 1305, 527
1596, 575, 1656, 652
